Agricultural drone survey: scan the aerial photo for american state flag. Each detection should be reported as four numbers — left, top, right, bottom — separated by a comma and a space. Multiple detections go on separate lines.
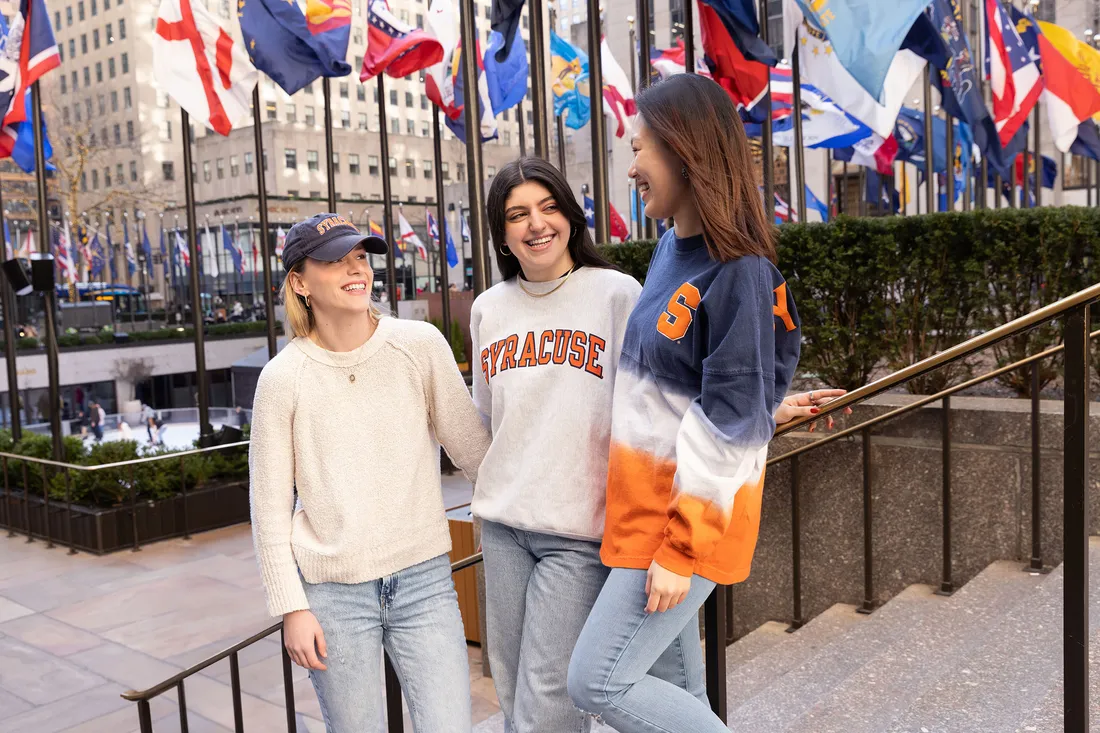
985, 0, 1041, 146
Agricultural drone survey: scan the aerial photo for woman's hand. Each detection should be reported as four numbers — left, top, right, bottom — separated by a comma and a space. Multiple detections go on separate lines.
775, 389, 854, 433
283, 609, 328, 670
645, 560, 692, 613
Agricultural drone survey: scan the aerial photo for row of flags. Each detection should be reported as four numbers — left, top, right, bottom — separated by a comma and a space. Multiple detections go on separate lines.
0, 0, 59, 173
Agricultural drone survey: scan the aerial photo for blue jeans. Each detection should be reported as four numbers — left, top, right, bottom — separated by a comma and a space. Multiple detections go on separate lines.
482, 521, 702, 733
302, 554, 472, 733
567, 568, 720, 733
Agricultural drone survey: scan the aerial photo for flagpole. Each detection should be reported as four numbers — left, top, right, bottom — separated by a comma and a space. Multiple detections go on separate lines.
1009, 159, 1017, 208
0, 181, 21, 441
249, 216, 259, 309
858, 167, 866, 216
824, 149, 831, 221
636, 0, 656, 240
459, 0, 490, 295
944, 113, 955, 212
840, 161, 847, 214
30, 82, 62, 459
587, 1, 610, 244
759, 0, 774, 223
922, 69, 934, 214
433, 106, 452, 333
529, 0, 551, 159
248, 88, 277, 355
790, 45, 807, 223
1021, 143, 1030, 208
682, 0, 694, 72
140, 214, 151, 330
179, 109, 212, 443
377, 75, 399, 306
517, 100, 527, 157
1033, 104, 1042, 207
322, 79, 338, 212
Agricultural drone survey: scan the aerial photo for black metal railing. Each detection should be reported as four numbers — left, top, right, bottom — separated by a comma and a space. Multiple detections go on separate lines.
697, 281, 1100, 730
113, 283, 1100, 732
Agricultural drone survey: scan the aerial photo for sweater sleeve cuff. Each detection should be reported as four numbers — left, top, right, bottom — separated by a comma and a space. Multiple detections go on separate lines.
653, 539, 696, 578
257, 546, 311, 617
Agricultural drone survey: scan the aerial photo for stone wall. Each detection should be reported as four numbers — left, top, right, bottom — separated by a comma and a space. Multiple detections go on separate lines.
731, 394, 1100, 638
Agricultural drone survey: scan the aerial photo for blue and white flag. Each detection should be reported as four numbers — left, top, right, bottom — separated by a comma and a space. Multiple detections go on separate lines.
805, 185, 829, 222
583, 195, 596, 229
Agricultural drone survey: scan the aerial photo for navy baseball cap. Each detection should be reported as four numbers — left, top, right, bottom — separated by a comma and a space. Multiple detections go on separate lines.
281, 213, 388, 271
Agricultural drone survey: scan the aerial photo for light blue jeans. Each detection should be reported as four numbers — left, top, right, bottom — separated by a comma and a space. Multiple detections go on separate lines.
481, 520, 703, 733
302, 554, 472, 733
567, 567, 720, 733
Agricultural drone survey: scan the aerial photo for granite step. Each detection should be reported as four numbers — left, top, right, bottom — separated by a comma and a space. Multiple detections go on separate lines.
783, 560, 1046, 733
885, 540, 1100, 733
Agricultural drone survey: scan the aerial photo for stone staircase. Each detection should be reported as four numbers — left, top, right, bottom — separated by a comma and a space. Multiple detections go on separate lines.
473, 539, 1099, 732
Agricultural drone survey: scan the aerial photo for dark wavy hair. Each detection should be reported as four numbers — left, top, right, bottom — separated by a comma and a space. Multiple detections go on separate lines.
635, 74, 777, 263
486, 156, 621, 281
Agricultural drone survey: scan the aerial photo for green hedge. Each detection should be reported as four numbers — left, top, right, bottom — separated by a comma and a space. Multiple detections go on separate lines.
1, 429, 249, 508
9, 320, 283, 351
601, 207, 1100, 395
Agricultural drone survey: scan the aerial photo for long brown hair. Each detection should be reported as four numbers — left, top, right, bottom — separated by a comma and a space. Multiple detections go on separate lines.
487, 156, 621, 280
635, 74, 777, 263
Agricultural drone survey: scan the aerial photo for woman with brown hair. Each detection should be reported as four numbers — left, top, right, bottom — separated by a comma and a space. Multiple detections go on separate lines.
565, 72, 821, 731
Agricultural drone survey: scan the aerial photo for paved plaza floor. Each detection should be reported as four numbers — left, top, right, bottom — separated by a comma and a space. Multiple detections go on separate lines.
0, 477, 499, 732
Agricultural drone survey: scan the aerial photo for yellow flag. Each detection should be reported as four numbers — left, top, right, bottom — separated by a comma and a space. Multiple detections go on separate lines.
1037, 21, 1100, 121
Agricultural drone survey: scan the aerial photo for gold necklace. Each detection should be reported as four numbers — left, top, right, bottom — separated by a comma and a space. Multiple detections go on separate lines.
518, 264, 578, 298
313, 328, 371, 383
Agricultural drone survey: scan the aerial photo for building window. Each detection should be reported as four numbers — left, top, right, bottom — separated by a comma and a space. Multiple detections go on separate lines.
67, 6, 73, 25
100, 126, 107, 144
115, 163, 123, 183
75, 104, 81, 122
83, 67, 90, 86
357, 85, 366, 102
60, 75, 67, 94
81, 34, 87, 54
110, 90, 118, 111
405, 159, 414, 177
1064, 155, 1091, 189
442, 162, 450, 180
288, 190, 299, 198
389, 157, 397, 175
407, 119, 415, 135
503, 131, 510, 146
358, 113, 368, 130
487, 165, 496, 179
130, 161, 138, 182
81, 171, 87, 191
266, 101, 277, 120
92, 169, 98, 189
390, 90, 397, 105
121, 53, 129, 73
340, 82, 349, 99
421, 94, 429, 111
245, 152, 254, 174
104, 167, 111, 187
95, 62, 103, 83
349, 154, 361, 175
305, 106, 316, 126
119, 18, 126, 39
368, 155, 379, 175
124, 87, 132, 108
423, 160, 432, 179
63, 107, 70, 125
391, 118, 400, 135
107, 23, 113, 44
215, 158, 224, 179
405, 92, 413, 107
341, 110, 351, 129
162, 161, 175, 181
108, 57, 116, 78
202, 161, 211, 182
93, 29, 100, 49
91, 0, 97, 15
113, 124, 121, 145
85, 98, 93, 117
55, 10, 61, 29
127, 121, 134, 142
285, 103, 296, 123
309, 190, 322, 199
230, 155, 239, 177
307, 150, 319, 171
332, 153, 340, 173
457, 163, 465, 181
285, 149, 297, 169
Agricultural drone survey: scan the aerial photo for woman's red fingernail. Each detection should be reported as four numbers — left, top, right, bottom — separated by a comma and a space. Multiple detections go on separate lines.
811, 408, 820, 414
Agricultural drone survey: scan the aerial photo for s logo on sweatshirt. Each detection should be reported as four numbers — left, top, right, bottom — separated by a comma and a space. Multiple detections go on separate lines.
657, 281, 799, 342
480, 329, 607, 383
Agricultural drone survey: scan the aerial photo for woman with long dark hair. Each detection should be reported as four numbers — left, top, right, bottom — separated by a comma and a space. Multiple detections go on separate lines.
565, 72, 816, 731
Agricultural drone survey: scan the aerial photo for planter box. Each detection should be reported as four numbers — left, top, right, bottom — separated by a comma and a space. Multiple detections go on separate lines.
0, 479, 249, 554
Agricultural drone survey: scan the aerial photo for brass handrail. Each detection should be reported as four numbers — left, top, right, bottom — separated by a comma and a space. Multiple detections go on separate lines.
770, 328, 1100, 465
120, 551, 485, 703
776, 281, 1100, 436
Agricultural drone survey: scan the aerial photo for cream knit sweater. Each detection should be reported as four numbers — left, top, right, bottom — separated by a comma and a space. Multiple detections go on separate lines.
249, 317, 490, 617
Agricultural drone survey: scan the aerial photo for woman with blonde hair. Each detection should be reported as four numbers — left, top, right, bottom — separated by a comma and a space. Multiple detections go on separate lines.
249, 213, 489, 732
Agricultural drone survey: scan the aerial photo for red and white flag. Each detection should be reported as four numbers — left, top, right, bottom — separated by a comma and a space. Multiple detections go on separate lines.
774, 192, 798, 223
609, 202, 630, 241
360, 0, 442, 81
56, 221, 76, 286
601, 38, 636, 139
153, 0, 258, 136
985, 0, 1041, 146
399, 210, 429, 260
424, 0, 459, 117
175, 230, 190, 268
652, 41, 713, 80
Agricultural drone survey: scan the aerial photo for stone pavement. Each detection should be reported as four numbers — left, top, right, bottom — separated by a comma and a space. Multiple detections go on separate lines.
0, 476, 499, 732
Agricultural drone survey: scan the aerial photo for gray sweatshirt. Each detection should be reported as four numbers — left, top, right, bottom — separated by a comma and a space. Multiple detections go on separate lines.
469, 266, 642, 541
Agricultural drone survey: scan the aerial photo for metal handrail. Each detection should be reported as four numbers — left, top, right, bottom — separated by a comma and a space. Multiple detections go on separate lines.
775, 281, 1100, 435
0, 441, 250, 473
120, 552, 485, 708
768, 329, 1100, 466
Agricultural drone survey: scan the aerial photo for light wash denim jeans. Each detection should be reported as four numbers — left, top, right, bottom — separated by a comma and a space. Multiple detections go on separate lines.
567, 567, 720, 733
302, 553, 472, 733
481, 520, 703, 733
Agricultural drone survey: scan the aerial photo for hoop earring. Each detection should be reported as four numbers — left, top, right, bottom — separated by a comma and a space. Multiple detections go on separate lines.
304, 295, 312, 310
499, 244, 514, 257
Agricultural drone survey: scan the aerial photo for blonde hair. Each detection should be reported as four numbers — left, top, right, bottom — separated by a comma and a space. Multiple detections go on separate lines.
281, 261, 388, 338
